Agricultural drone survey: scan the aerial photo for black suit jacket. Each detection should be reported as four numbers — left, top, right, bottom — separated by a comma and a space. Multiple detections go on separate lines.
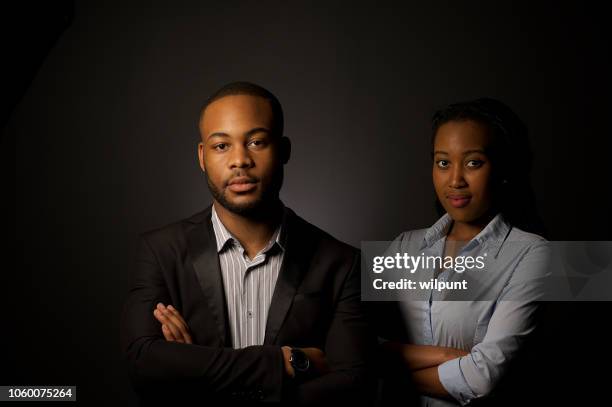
119, 205, 374, 405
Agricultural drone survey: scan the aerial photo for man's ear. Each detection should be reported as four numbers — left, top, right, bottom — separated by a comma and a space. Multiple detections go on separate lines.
197, 142, 206, 172
280, 136, 291, 165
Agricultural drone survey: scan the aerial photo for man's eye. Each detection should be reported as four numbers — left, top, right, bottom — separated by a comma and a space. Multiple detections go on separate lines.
436, 160, 449, 168
466, 160, 484, 168
214, 143, 228, 151
248, 139, 266, 148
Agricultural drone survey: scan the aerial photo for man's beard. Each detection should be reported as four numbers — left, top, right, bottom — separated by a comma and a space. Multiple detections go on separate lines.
205, 170, 283, 217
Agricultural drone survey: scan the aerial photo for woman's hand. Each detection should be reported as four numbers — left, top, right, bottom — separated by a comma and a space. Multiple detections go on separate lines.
381, 342, 469, 399
382, 341, 468, 371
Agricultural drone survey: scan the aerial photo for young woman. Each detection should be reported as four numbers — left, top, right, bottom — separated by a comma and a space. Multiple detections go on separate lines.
377, 98, 550, 406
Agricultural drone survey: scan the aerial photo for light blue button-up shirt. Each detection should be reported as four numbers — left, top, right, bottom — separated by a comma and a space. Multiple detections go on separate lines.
393, 213, 550, 406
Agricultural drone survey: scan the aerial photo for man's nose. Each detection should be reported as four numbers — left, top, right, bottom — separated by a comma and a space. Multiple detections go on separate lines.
229, 144, 253, 169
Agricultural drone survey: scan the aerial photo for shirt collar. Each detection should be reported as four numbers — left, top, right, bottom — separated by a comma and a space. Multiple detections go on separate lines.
210, 204, 287, 254
422, 212, 511, 253
423, 213, 454, 248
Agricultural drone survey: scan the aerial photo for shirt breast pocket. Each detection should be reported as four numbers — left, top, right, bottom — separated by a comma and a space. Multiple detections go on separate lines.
472, 303, 496, 345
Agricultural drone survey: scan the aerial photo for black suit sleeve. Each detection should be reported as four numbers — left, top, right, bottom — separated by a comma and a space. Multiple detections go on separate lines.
295, 251, 376, 405
119, 234, 286, 402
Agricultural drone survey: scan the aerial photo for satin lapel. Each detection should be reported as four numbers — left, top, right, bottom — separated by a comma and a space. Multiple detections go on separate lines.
186, 212, 230, 346
264, 212, 312, 345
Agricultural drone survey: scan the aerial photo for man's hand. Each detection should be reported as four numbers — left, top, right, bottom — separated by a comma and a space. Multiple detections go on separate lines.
281, 346, 330, 378
152, 303, 193, 344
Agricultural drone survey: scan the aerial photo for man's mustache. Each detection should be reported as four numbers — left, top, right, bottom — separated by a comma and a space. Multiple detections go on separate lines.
224, 173, 259, 187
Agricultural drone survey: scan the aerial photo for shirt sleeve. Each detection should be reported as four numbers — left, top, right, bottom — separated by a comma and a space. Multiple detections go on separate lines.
437, 240, 551, 405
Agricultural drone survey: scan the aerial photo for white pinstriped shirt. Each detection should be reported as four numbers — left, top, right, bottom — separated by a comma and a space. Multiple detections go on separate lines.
211, 205, 286, 349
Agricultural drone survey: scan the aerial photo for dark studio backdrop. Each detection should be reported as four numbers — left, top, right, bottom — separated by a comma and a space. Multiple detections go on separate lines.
6, 0, 611, 405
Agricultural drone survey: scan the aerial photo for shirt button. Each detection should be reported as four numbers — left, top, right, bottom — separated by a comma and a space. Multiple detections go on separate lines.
247, 311, 253, 318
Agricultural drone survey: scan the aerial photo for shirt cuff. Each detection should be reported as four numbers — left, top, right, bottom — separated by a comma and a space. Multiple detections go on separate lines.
438, 357, 477, 406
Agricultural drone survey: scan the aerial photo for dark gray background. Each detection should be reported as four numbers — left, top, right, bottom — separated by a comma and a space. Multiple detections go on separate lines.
7, 0, 610, 405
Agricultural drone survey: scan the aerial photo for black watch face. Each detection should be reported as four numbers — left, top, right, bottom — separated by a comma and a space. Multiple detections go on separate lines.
291, 349, 310, 372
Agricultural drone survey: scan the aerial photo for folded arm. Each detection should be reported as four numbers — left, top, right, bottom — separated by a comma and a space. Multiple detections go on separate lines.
381, 242, 551, 404
293, 252, 375, 405
382, 342, 468, 371
119, 235, 285, 402
435, 242, 551, 405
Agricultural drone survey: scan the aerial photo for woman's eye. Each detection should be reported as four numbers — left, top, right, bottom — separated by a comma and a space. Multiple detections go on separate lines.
466, 160, 484, 168
436, 160, 449, 168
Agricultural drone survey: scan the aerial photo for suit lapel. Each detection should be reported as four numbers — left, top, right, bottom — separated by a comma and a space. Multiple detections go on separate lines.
264, 210, 313, 345
186, 206, 230, 346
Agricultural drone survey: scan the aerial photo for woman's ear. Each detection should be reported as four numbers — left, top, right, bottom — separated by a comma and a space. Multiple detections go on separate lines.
280, 136, 291, 165
197, 142, 206, 172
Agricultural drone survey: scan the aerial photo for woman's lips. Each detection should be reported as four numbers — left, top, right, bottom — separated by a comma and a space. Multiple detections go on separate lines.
447, 195, 471, 208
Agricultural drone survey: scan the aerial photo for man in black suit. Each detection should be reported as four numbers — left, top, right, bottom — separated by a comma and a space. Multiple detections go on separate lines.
119, 82, 374, 405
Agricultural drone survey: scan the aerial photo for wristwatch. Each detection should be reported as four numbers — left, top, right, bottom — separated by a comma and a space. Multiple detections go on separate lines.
289, 348, 310, 377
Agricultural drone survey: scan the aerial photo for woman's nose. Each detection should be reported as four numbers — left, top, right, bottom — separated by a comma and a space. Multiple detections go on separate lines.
450, 166, 467, 188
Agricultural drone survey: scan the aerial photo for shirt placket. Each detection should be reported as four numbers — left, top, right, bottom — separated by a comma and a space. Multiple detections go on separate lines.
426, 239, 447, 346
241, 248, 267, 347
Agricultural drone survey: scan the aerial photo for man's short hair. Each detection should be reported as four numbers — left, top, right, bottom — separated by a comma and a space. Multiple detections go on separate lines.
200, 81, 284, 136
